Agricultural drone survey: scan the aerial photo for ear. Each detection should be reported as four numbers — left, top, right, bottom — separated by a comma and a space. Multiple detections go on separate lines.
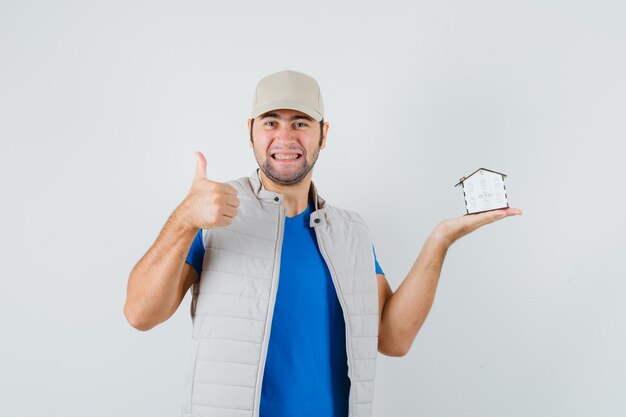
320, 121, 329, 150
247, 118, 253, 148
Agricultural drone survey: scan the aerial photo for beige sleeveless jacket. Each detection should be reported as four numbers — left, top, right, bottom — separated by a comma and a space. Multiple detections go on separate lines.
181, 170, 379, 417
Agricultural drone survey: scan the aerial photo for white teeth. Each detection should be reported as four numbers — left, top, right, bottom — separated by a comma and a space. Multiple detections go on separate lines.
274, 154, 299, 160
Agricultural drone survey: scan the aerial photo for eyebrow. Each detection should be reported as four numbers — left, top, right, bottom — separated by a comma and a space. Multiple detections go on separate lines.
260, 113, 314, 122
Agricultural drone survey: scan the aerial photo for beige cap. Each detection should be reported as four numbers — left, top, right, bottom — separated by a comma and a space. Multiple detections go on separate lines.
251, 70, 324, 121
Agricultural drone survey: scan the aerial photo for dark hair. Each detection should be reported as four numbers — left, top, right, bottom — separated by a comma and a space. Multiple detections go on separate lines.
250, 118, 325, 146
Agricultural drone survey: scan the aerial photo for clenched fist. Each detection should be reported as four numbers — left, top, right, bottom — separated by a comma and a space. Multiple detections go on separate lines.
178, 151, 240, 230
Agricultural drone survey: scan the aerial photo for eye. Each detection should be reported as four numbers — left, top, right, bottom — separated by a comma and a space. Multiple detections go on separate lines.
264, 121, 277, 127
294, 122, 308, 128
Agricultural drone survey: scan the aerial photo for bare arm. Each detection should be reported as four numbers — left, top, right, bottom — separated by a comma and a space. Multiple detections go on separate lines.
377, 207, 523, 356
376, 235, 447, 356
123, 151, 239, 331
124, 209, 199, 331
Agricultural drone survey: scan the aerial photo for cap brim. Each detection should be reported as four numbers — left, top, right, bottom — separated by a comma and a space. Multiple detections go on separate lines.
251, 99, 323, 121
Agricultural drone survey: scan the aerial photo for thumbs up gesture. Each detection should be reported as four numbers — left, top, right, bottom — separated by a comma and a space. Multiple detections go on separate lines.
179, 151, 240, 230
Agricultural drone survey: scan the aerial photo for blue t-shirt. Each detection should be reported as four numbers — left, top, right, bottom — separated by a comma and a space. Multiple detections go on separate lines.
185, 203, 384, 417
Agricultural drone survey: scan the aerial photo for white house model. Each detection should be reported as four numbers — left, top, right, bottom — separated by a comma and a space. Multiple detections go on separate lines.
455, 168, 509, 214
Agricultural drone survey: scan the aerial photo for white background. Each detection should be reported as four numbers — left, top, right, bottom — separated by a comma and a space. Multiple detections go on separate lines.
1, 1, 625, 416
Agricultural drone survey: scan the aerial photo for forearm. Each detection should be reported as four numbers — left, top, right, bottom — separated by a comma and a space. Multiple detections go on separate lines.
379, 230, 449, 356
377, 208, 522, 356
124, 204, 198, 330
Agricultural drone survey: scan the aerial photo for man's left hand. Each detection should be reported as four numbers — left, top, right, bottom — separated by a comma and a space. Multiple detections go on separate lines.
433, 207, 523, 248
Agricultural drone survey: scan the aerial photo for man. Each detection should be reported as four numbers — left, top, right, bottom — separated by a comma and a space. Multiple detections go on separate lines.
124, 70, 522, 417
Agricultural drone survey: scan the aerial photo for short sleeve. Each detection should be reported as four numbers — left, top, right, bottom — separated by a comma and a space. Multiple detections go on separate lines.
186, 230, 205, 276
372, 245, 384, 275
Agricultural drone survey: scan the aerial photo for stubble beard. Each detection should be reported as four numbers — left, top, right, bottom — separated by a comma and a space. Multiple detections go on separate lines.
254, 145, 320, 186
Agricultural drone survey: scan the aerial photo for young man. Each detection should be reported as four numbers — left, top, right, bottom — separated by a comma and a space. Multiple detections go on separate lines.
124, 70, 522, 417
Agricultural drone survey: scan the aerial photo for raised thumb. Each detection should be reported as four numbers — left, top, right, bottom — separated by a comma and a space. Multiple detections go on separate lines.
194, 151, 207, 180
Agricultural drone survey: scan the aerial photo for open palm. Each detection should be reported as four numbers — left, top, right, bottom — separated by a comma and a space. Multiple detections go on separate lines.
435, 207, 523, 246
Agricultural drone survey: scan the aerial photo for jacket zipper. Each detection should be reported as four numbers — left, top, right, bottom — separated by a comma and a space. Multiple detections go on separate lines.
314, 226, 356, 417
253, 204, 286, 416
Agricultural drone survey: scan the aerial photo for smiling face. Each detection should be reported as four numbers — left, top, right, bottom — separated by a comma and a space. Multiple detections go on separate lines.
249, 109, 328, 186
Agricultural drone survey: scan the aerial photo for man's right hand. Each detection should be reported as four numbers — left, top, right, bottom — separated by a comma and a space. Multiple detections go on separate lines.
178, 151, 240, 230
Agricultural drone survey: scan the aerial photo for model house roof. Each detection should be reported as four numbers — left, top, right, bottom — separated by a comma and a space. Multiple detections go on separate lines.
455, 168, 507, 187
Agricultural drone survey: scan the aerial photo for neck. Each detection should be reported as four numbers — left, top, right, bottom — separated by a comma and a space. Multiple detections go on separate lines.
259, 170, 313, 217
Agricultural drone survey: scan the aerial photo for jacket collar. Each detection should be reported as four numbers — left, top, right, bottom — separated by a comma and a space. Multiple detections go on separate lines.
248, 169, 326, 211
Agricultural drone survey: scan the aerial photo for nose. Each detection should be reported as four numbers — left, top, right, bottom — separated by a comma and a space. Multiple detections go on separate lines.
274, 125, 296, 142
